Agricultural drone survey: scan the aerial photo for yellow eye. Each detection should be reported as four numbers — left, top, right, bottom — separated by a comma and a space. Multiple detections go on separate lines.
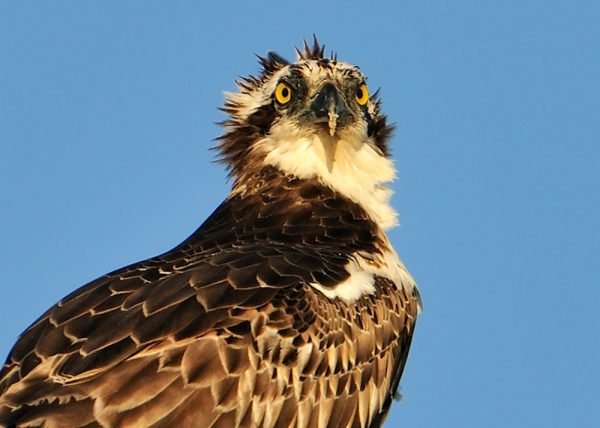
275, 82, 292, 105
355, 84, 369, 105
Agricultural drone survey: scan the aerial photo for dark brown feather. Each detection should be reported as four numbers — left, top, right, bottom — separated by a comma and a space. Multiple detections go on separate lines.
0, 155, 418, 428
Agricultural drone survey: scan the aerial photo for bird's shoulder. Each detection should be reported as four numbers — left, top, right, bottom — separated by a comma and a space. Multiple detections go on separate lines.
0, 174, 382, 395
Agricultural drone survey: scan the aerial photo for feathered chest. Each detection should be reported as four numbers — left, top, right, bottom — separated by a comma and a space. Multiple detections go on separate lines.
0, 168, 419, 428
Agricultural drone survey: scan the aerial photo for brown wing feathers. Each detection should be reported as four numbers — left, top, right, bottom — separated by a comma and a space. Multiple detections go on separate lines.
0, 168, 418, 427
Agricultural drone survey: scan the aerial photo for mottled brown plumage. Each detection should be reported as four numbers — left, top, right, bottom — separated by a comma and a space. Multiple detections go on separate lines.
0, 38, 420, 427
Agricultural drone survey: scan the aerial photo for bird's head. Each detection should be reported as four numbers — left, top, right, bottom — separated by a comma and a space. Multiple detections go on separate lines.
217, 38, 398, 229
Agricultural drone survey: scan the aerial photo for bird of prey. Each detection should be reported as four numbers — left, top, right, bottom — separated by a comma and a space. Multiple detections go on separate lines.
0, 38, 420, 428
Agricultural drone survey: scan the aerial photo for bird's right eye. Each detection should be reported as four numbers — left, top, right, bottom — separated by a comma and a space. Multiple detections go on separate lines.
355, 84, 369, 106
275, 82, 292, 105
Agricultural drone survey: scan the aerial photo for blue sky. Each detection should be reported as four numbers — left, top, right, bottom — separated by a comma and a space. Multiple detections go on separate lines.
1, 1, 598, 426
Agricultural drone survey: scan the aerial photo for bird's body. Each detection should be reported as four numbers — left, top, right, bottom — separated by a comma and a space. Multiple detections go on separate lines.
0, 39, 420, 428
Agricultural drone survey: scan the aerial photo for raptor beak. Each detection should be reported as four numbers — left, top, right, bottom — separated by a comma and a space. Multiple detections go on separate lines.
310, 82, 350, 136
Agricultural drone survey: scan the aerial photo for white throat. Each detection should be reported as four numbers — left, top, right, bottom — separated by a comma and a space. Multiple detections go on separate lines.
253, 121, 398, 230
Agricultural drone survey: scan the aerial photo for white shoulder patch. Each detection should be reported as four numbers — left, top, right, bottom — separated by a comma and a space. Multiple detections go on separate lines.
310, 270, 376, 304
310, 246, 417, 305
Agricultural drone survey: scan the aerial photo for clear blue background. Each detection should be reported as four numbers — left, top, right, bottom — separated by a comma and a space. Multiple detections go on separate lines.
1, 2, 598, 426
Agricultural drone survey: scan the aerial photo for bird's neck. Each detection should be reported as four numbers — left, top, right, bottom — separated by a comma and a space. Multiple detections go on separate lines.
182, 166, 384, 256
236, 131, 399, 230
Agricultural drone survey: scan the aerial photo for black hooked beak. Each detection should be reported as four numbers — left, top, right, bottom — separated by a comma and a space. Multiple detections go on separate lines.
310, 82, 350, 135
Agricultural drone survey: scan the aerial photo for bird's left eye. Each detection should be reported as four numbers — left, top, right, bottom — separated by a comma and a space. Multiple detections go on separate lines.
355, 84, 369, 105
275, 82, 292, 105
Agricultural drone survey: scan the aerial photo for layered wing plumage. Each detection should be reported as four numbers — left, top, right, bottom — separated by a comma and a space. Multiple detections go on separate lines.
0, 168, 419, 428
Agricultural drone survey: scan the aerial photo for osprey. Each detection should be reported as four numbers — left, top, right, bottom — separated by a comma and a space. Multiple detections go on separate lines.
0, 38, 420, 428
